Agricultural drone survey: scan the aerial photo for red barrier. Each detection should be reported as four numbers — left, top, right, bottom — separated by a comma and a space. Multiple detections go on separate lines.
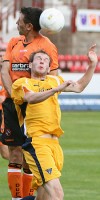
58, 55, 100, 73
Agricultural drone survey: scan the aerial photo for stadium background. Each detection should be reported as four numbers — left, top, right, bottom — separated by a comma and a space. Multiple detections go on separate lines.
0, 1, 100, 200
0, 0, 100, 110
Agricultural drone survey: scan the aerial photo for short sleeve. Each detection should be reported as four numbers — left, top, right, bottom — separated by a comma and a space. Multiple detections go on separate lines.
3, 37, 21, 61
58, 76, 64, 84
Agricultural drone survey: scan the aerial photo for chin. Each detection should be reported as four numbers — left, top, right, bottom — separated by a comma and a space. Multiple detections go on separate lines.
19, 32, 23, 35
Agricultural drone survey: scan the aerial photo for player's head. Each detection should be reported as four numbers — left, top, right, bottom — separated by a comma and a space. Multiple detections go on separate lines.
16, 7, 43, 35
29, 50, 51, 76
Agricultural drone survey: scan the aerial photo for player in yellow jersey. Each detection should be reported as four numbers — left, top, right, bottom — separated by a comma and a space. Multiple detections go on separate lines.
1, 7, 58, 199
11, 46, 97, 200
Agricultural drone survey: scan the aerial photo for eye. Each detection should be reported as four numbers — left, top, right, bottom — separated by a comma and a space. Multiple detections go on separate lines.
37, 57, 41, 60
36, 56, 41, 61
44, 58, 50, 63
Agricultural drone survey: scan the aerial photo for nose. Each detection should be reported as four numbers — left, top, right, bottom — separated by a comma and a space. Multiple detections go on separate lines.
40, 59, 44, 64
40, 61, 44, 65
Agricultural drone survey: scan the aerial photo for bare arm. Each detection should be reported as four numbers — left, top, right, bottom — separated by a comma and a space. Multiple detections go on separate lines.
63, 44, 98, 93
23, 79, 72, 104
0, 95, 5, 103
23, 88, 57, 104
1, 61, 12, 96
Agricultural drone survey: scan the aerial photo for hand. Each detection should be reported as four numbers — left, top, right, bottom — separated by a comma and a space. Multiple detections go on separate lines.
54, 80, 75, 92
88, 44, 98, 65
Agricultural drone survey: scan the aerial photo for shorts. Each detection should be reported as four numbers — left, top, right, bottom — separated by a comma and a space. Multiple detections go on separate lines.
1, 98, 27, 146
22, 137, 64, 190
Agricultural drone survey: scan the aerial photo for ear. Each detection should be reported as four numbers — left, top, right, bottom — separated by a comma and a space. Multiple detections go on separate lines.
29, 63, 32, 69
26, 23, 33, 31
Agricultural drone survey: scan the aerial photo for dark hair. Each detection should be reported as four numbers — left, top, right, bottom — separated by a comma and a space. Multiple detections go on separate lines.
29, 50, 52, 67
20, 7, 43, 31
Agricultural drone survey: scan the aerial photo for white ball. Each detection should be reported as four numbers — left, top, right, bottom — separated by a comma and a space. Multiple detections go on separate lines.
39, 8, 65, 34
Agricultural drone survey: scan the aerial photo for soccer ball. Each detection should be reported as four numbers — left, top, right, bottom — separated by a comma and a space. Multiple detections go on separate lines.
39, 8, 65, 34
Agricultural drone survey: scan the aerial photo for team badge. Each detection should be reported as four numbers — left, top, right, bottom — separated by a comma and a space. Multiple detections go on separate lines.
46, 168, 52, 174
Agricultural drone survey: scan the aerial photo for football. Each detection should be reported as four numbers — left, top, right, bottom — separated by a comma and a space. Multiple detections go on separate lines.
39, 8, 65, 34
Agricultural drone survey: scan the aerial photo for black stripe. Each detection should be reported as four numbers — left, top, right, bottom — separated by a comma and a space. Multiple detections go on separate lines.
22, 138, 45, 184
19, 102, 28, 118
12, 39, 22, 49
2, 60, 9, 62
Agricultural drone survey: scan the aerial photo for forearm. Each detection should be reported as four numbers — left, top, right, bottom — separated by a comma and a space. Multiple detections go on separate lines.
77, 62, 96, 92
24, 88, 58, 104
64, 62, 96, 93
1, 70, 12, 96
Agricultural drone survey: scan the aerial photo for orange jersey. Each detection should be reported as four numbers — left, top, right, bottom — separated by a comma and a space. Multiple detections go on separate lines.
3, 34, 58, 83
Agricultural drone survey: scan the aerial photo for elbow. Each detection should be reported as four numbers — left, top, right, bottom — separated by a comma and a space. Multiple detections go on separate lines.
24, 93, 37, 104
1, 68, 8, 78
27, 97, 37, 104
76, 85, 85, 93
1, 69, 4, 77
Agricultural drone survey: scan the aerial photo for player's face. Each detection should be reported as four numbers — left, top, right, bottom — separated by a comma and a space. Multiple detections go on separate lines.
31, 53, 50, 76
16, 13, 28, 35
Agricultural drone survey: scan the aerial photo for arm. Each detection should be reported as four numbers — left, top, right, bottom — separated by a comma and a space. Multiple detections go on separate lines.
63, 44, 98, 93
0, 95, 5, 103
23, 88, 57, 104
1, 61, 12, 96
23, 78, 72, 104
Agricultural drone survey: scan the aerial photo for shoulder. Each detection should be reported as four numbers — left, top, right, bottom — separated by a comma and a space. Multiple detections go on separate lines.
39, 34, 56, 47
13, 77, 27, 86
47, 75, 64, 85
8, 36, 24, 47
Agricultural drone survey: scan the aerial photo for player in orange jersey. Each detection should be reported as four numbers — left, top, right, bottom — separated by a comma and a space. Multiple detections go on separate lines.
0, 81, 9, 160
1, 7, 58, 200
12, 46, 97, 200
0, 60, 9, 160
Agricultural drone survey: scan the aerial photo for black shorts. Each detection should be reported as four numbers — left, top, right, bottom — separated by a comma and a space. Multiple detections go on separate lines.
1, 98, 27, 146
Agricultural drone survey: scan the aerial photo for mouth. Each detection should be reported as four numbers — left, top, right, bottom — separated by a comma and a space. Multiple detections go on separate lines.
39, 66, 44, 70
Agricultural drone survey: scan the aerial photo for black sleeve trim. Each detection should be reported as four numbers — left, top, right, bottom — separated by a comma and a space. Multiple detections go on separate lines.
2, 60, 10, 62
50, 67, 59, 71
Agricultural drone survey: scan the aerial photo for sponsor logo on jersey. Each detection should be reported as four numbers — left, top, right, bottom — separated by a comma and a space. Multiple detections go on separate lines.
12, 63, 29, 71
46, 168, 52, 174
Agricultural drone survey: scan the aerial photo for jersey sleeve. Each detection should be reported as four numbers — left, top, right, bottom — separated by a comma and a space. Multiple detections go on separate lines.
11, 78, 31, 105
58, 76, 64, 84
3, 37, 20, 61
57, 76, 65, 95
3, 38, 14, 61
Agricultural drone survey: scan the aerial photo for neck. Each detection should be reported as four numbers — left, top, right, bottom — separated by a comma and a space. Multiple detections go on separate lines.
31, 73, 46, 80
24, 31, 40, 43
